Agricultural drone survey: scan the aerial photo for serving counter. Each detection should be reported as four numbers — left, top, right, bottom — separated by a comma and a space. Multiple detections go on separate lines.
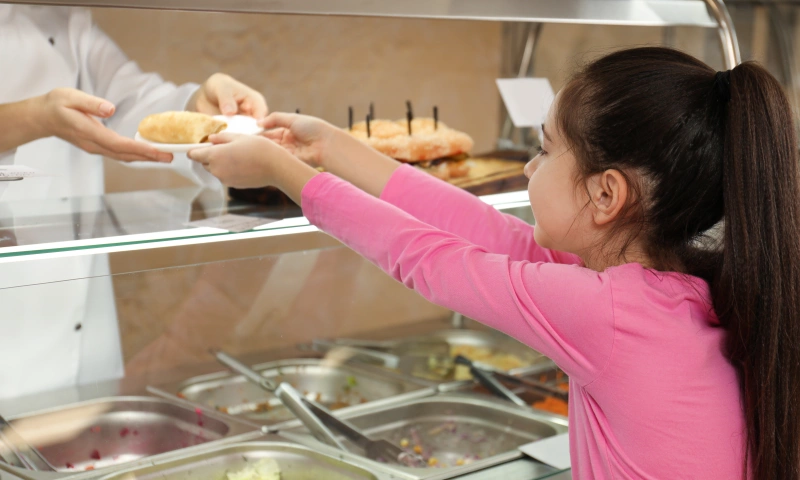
0, 0, 744, 478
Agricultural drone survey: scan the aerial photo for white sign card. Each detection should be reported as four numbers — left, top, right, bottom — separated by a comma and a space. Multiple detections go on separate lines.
518, 432, 571, 470
496, 78, 555, 129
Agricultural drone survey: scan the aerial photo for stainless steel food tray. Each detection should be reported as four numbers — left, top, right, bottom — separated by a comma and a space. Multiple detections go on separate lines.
0, 396, 260, 480
337, 329, 553, 383
94, 439, 387, 480
152, 359, 435, 426
440, 365, 570, 419
283, 393, 568, 480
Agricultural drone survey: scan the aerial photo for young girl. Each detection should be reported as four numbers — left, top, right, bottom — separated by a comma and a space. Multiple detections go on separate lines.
188, 47, 800, 479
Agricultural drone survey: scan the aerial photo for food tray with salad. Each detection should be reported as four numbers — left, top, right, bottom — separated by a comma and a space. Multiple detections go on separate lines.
312, 329, 551, 383
283, 393, 567, 480
156, 359, 433, 426
94, 440, 386, 480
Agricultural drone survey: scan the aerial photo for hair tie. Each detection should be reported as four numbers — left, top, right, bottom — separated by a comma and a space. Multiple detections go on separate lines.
714, 70, 732, 103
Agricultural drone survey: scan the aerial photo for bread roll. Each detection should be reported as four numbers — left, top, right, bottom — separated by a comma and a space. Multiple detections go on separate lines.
348, 118, 474, 162
137, 111, 227, 144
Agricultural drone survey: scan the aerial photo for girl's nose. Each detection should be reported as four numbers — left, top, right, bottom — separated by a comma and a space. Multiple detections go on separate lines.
524, 157, 539, 179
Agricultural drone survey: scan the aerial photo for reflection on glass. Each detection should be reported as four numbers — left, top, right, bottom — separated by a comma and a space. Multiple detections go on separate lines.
0, 187, 303, 251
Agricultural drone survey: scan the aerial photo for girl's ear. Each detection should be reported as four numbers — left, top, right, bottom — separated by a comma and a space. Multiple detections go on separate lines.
587, 169, 629, 226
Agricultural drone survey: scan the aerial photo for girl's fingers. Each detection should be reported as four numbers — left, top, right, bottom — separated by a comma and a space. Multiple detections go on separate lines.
261, 128, 286, 141
208, 132, 240, 145
187, 146, 212, 164
259, 112, 296, 130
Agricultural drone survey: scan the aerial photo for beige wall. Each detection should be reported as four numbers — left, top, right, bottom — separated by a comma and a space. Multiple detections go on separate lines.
91, 9, 504, 192
530, 24, 710, 90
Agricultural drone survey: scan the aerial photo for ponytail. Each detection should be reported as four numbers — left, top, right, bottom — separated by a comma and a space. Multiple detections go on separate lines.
714, 62, 800, 480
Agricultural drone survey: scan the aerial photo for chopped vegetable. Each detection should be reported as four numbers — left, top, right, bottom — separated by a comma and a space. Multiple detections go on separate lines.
427, 458, 439, 467
400, 438, 409, 448
531, 397, 568, 416
225, 458, 281, 480
413, 445, 423, 455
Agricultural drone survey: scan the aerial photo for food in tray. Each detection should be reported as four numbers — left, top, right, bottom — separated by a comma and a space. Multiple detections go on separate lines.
209, 378, 367, 418
392, 421, 492, 469
137, 111, 227, 144
417, 344, 531, 381
225, 458, 281, 480
531, 396, 568, 416
450, 345, 528, 381
529, 370, 569, 415
347, 115, 474, 181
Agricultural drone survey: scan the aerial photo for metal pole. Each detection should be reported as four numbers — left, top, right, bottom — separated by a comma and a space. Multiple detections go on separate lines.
704, 0, 742, 68
499, 22, 543, 149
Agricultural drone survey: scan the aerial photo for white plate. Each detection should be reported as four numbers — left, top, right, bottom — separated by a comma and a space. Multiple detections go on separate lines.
134, 115, 264, 153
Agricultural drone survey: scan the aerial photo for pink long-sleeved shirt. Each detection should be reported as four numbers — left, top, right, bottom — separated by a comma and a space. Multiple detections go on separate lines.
301, 165, 745, 479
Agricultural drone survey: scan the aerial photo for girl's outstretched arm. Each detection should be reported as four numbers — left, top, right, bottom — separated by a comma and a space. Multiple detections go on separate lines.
260, 113, 579, 264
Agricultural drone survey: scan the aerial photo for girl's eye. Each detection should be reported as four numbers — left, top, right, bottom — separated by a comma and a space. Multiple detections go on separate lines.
536, 147, 547, 156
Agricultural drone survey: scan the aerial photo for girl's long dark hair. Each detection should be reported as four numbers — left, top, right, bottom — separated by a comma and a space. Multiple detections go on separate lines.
558, 47, 800, 479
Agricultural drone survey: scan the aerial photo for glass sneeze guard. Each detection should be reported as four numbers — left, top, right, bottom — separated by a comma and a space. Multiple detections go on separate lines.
0, 186, 532, 262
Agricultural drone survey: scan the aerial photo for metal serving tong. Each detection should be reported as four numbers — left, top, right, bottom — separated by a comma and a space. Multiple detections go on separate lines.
490, 369, 569, 402
453, 355, 569, 405
301, 399, 425, 467
212, 350, 425, 467
213, 350, 345, 451
0, 413, 55, 471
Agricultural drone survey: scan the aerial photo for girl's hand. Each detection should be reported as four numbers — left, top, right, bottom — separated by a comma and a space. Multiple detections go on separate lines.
189, 73, 268, 118
187, 133, 289, 188
258, 112, 339, 168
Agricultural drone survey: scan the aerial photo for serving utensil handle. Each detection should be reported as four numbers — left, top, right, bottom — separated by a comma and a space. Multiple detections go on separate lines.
312, 339, 401, 368
213, 350, 278, 391
0, 414, 55, 471
455, 355, 529, 408
275, 383, 347, 451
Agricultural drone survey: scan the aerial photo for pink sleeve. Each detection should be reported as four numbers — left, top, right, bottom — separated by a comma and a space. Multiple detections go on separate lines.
303, 174, 615, 385
380, 165, 581, 265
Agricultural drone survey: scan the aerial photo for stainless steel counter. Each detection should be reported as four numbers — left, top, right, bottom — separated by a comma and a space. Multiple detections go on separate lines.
0, 318, 570, 480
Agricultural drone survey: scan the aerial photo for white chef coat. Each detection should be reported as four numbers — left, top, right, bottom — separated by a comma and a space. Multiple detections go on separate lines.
0, 5, 220, 400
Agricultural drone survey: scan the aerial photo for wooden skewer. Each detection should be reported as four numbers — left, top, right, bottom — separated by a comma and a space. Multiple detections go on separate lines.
433, 106, 438, 130
406, 111, 413, 136
348, 107, 353, 131
366, 114, 371, 138
369, 102, 375, 120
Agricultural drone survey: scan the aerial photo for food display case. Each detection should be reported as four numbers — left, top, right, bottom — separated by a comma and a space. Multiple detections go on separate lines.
0, 1, 744, 479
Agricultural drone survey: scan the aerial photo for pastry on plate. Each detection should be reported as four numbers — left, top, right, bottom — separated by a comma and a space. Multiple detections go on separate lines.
137, 111, 227, 144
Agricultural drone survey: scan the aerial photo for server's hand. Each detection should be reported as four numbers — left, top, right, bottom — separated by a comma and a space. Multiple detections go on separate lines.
190, 73, 267, 118
37, 88, 172, 162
